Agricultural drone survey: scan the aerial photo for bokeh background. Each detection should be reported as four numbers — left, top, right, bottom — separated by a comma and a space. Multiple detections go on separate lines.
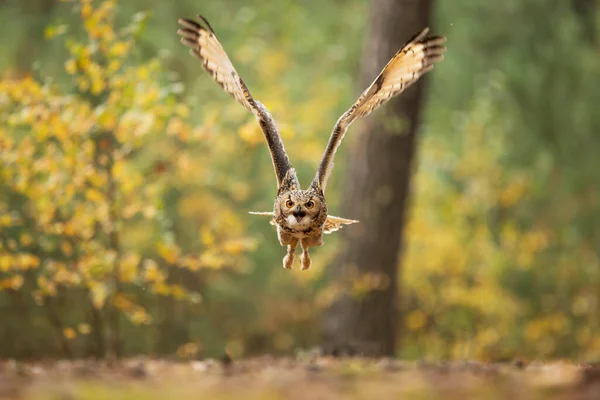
0, 0, 599, 362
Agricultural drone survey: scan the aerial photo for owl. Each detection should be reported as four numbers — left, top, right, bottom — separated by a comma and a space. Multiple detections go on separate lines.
177, 15, 446, 270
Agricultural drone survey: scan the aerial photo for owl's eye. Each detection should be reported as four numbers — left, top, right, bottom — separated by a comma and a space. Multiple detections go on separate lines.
285, 199, 294, 208
305, 200, 315, 209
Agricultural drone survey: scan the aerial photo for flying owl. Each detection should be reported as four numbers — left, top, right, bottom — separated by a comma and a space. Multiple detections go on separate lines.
177, 15, 446, 270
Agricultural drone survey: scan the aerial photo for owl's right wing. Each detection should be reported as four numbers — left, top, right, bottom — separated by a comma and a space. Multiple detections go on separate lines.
177, 15, 293, 189
312, 28, 446, 193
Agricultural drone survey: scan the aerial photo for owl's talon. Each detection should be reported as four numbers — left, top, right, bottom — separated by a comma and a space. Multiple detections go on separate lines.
283, 240, 298, 270
283, 254, 294, 269
300, 251, 311, 270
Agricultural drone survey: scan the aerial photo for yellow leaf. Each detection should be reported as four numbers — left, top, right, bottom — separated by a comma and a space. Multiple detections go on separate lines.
90, 283, 107, 309
91, 79, 106, 95
170, 285, 186, 300
63, 327, 77, 340
406, 310, 427, 331
10, 275, 24, 290
77, 323, 91, 335
143, 259, 165, 283
60, 241, 73, 257
108, 41, 129, 58
108, 59, 121, 73
38, 276, 57, 296
19, 254, 40, 269
0, 214, 12, 226
88, 171, 107, 188
176, 342, 202, 359
111, 160, 125, 177
157, 242, 180, 265
77, 77, 90, 91
81, 2, 92, 18
85, 188, 104, 203
19, 233, 33, 246
0, 275, 23, 290
118, 252, 140, 282
137, 66, 150, 80
44, 26, 57, 39
174, 104, 189, 118
200, 227, 214, 247
129, 308, 151, 325
166, 118, 185, 137
198, 251, 226, 269
65, 59, 77, 75
63, 221, 76, 236
222, 238, 255, 255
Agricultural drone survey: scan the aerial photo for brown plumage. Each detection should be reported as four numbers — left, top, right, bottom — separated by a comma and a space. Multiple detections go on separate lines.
177, 15, 446, 270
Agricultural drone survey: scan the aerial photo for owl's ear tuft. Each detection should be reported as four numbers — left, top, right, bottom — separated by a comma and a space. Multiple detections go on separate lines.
310, 179, 323, 195
278, 168, 300, 194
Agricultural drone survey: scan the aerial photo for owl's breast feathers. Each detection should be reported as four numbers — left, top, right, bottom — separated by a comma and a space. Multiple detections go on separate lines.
249, 210, 358, 236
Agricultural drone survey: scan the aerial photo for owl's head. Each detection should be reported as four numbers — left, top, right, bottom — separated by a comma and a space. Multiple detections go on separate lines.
277, 190, 325, 230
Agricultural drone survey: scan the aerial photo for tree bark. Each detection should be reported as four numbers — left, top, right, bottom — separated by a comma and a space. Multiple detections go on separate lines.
322, 0, 435, 357
571, 0, 597, 44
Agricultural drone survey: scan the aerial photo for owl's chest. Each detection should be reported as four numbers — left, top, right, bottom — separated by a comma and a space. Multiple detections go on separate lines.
274, 215, 323, 237
284, 224, 322, 238
274, 208, 325, 238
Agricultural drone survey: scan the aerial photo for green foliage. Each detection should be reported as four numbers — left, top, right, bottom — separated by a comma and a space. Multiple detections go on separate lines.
400, 0, 600, 360
0, 0, 255, 358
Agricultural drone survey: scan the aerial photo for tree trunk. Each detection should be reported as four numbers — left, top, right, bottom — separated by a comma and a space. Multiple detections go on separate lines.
571, 0, 597, 44
322, 0, 435, 357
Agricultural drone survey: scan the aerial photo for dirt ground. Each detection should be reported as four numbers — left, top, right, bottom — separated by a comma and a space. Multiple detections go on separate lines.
1, 357, 599, 399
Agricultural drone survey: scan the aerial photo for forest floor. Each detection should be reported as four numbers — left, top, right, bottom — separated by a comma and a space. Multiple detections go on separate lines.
1, 357, 599, 400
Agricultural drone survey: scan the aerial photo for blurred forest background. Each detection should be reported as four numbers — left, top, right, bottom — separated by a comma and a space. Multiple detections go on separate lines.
0, 0, 599, 362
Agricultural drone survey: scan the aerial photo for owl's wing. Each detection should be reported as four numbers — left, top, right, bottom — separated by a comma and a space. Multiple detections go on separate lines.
248, 211, 276, 225
323, 215, 359, 234
312, 28, 446, 193
178, 15, 293, 189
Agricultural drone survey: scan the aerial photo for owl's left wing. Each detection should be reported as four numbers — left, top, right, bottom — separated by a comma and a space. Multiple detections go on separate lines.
312, 28, 446, 193
177, 15, 293, 189
323, 215, 359, 234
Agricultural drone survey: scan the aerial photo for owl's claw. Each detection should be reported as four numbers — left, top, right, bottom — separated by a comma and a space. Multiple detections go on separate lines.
283, 239, 298, 269
283, 253, 294, 269
300, 251, 311, 270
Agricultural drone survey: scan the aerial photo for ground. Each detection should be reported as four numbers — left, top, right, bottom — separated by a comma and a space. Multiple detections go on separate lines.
1, 357, 599, 399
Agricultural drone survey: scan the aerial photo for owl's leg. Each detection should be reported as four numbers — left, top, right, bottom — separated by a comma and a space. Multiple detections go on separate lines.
283, 238, 298, 269
300, 239, 312, 271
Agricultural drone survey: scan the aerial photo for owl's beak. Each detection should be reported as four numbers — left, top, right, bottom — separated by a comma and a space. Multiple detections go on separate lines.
293, 206, 306, 222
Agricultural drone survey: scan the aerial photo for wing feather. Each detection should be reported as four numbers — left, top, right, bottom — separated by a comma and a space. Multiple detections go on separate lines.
313, 28, 447, 192
323, 215, 359, 234
177, 15, 293, 188
248, 211, 276, 225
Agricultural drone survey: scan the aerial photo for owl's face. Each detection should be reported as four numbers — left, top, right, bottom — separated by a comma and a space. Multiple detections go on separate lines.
277, 190, 324, 230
